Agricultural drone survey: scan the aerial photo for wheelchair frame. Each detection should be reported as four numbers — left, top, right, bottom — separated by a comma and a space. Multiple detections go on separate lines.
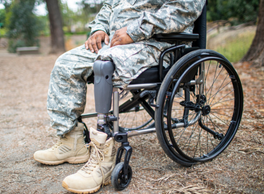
79, 3, 244, 191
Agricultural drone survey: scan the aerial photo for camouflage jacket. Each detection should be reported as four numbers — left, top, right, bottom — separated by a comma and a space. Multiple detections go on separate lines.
89, 0, 206, 50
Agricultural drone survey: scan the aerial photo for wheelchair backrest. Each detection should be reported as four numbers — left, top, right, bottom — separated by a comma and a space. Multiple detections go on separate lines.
192, 2, 207, 49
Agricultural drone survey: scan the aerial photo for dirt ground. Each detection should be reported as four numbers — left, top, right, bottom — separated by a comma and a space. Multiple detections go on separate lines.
0, 32, 263, 194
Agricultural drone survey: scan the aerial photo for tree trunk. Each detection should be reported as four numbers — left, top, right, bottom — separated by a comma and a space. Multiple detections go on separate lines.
46, 0, 65, 53
242, 0, 264, 66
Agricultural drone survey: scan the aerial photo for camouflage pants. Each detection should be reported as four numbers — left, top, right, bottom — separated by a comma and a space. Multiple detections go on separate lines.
47, 43, 163, 136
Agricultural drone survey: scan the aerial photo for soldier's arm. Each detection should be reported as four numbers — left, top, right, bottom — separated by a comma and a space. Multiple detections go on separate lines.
126, 0, 206, 43
86, 1, 112, 53
88, 0, 112, 35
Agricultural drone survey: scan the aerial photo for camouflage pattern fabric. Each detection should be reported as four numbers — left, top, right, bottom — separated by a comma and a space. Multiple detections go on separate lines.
48, 0, 206, 135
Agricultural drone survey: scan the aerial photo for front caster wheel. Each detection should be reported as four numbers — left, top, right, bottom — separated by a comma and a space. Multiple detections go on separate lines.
111, 162, 132, 191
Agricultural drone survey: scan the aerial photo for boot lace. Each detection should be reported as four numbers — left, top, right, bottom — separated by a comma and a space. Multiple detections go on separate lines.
81, 141, 106, 183
51, 141, 62, 150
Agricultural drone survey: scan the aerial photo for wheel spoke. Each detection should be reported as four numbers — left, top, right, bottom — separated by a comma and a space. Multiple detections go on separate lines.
210, 98, 235, 108
180, 120, 198, 153
208, 81, 233, 105
207, 115, 227, 135
206, 62, 223, 98
207, 73, 230, 105
176, 113, 196, 144
192, 122, 202, 158
205, 115, 218, 148
210, 110, 232, 119
204, 61, 211, 95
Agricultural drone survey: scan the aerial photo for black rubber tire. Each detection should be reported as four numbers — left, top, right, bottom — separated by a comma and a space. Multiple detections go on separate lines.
155, 49, 243, 164
111, 162, 132, 191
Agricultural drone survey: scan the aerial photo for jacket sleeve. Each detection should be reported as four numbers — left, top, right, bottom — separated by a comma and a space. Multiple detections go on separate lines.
126, 0, 206, 42
88, 1, 112, 35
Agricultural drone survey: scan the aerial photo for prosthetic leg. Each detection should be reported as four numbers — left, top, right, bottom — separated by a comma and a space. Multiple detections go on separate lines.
93, 60, 115, 137
93, 61, 133, 191
62, 61, 116, 193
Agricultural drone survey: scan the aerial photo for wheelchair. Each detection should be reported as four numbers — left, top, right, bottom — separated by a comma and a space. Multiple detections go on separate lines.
79, 4, 243, 191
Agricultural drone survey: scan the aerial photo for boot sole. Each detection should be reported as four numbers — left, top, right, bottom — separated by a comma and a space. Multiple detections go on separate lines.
33, 155, 89, 165
62, 180, 111, 194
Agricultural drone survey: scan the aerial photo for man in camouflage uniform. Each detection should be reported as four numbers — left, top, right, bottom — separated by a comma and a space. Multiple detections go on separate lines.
34, 0, 206, 193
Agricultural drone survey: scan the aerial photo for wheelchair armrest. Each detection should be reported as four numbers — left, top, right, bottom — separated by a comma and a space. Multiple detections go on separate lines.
153, 32, 199, 42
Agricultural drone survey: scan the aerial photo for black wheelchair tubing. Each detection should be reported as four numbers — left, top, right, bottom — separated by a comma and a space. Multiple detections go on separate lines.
155, 49, 243, 163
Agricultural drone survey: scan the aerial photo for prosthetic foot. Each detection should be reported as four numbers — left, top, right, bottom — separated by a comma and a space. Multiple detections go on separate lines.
33, 123, 89, 165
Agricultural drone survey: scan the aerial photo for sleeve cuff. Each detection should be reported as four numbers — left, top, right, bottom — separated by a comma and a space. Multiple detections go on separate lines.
126, 19, 146, 43
90, 26, 108, 35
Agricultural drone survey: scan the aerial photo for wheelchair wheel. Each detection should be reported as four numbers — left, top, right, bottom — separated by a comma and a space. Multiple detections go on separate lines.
155, 49, 243, 163
111, 162, 132, 191
118, 89, 155, 132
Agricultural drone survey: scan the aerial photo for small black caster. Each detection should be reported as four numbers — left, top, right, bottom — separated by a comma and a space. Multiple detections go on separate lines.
111, 162, 132, 191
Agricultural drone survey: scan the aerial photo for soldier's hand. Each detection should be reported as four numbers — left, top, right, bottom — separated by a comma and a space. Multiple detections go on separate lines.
110, 27, 134, 47
85, 31, 109, 54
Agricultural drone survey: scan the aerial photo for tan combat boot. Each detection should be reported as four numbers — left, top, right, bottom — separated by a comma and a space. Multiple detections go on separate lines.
62, 127, 116, 194
33, 123, 89, 165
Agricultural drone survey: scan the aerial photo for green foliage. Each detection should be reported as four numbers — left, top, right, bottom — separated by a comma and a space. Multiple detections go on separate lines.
64, 31, 88, 36
80, 0, 104, 17
0, 28, 6, 37
5, 0, 45, 53
207, 0, 259, 24
228, 0, 259, 24
216, 31, 255, 63
37, 15, 50, 36
0, 9, 5, 27
59, 0, 103, 33
60, 1, 78, 33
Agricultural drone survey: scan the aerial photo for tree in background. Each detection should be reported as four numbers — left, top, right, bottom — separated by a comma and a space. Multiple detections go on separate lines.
4, 0, 44, 52
207, 0, 259, 24
242, 0, 264, 66
45, 0, 65, 53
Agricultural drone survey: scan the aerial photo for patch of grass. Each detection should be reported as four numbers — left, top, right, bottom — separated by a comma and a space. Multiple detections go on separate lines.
0, 28, 6, 37
216, 31, 255, 63
64, 31, 89, 36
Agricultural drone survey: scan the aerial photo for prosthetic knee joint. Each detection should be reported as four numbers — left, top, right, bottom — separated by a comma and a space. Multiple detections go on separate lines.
93, 60, 115, 136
